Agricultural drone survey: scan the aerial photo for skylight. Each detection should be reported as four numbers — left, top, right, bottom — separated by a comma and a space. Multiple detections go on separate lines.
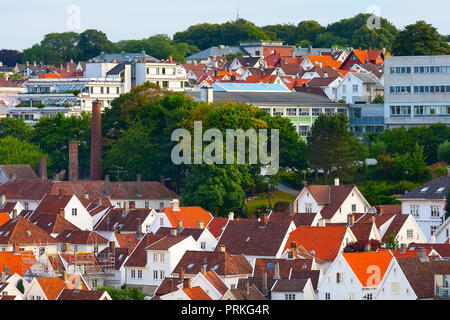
26, 231, 31, 236
212, 264, 219, 271
187, 263, 195, 270
245, 236, 251, 242
420, 187, 429, 192
66, 232, 72, 238
436, 187, 445, 192
0, 231, 3, 235
118, 254, 123, 261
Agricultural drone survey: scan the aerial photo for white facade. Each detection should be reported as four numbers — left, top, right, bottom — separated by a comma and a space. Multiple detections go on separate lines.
434, 216, 450, 243
376, 258, 417, 300
61, 195, 94, 231
335, 73, 382, 104
270, 278, 316, 300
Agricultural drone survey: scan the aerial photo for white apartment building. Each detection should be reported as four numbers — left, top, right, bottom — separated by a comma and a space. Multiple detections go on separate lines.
384, 55, 450, 128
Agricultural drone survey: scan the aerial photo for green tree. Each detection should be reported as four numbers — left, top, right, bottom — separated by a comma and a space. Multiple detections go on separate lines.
0, 118, 33, 141
0, 136, 50, 172
385, 231, 400, 250
78, 29, 115, 61
392, 21, 450, 56
372, 94, 384, 104
96, 286, 145, 300
438, 140, 450, 164
16, 279, 25, 294
297, 21, 324, 45
306, 114, 358, 184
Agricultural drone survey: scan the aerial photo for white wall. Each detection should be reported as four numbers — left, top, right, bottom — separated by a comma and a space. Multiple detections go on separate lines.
376, 258, 417, 300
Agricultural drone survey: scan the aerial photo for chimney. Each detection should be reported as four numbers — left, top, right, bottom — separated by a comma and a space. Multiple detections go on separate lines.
170, 228, 177, 236
13, 244, 20, 255
68, 141, 79, 181
136, 174, 142, 196
219, 245, 226, 253
364, 242, 371, 252
65, 243, 71, 253
109, 241, 115, 250
84, 192, 89, 200
12, 209, 17, 219
90, 100, 102, 180
379, 206, 384, 215
171, 199, 180, 211
124, 201, 130, 212
273, 262, 281, 280
1, 194, 5, 207
33, 61, 36, 67
177, 220, 183, 232
334, 178, 339, 186
417, 247, 428, 262
228, 212, 234, 221
245, 280, 250, 294
261, 272, 268, 296
179, 267, 185, 281
59, 208, 64, 218
168, 56, 173, 63
63, 271, 68, 283
1, 272, 5, 283
183, 279, 191, 289
201, 264, 207, 274
58, 188, 63, 199
39, 156, 47, 180
196, 220, 205, 229
347, 214, 354, 227
400, 243, 406, 254
26, 61, 29, 67
104, 175, 110, 196
260, 214, 269, 226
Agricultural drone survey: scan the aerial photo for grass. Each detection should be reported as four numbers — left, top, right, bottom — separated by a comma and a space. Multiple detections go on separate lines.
245, 190, 295, 218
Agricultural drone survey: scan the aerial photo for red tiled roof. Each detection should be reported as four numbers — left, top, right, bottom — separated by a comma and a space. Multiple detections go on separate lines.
342, 251, 393, 287
0, 216, 60, 245
202, 270, 228, 295
268, 211, 318, 227
253, 258, 313, 279
57, 288, 109, 300
114, 232, 139, 252
37, 277, 66, 300
29, 194, 73, 216
407, 243, 450, 259
56, 230, 108, 245
183, 286, 212, 300
0, 213, 10, 227
123, 234, 168, 267
145, 235, 188, 250
94, 208, 151, 232
206, 217, 228, 239
162, 207, 213, 229
28, 213, 81, 235
284, 226, 348, 260
0, 179, 53, 200
0, 250, 35, 276
303, 185, 355, 220
381, 214, 409, 242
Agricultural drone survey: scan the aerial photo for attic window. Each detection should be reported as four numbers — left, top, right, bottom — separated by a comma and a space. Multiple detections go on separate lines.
245, 236, 251, 242
118, 254, 123, 261
0, 231, 3, 235
187, 263, 194, 270
212, 264, 219, 271
5, 231, 10, 236
48, 223, 52, 227
436, 187, 445, 192
420, 187, 429, 192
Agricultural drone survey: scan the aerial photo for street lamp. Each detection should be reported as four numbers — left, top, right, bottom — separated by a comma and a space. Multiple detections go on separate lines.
268, 183, 272, 210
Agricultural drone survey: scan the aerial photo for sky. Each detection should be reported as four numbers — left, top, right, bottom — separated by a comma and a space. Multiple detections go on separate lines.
1, 0, 450, 50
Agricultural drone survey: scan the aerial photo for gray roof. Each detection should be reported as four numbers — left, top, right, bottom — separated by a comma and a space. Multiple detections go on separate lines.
189, 91, 340, 106
91, 53, 159, 63
295, 47, 350, 57
185, 46, 244, 61
0, 165, 38, 180
351, 72, 380, 84
106, 61, 133, 76
400, 177, 450, 200
271, 279, 308, 293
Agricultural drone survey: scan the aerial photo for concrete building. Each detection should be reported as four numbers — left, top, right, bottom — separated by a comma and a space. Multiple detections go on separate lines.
348, 104, 385, 138
384, 55, 450, 128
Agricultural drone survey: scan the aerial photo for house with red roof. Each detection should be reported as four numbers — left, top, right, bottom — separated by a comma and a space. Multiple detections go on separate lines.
319, 250, 393, 300
147, 199, 213, 234
24, 275, 89, 300
160, 282, 212, 300
123, 231, 201, 296
56, 288, 111, 300
292, 181, 371, 224
339, 49, 386, 71
0, 250, 35, 277
300, 55, 342, 71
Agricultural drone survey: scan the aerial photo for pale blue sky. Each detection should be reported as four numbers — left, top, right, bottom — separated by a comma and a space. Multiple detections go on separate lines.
1, 0, 449, 50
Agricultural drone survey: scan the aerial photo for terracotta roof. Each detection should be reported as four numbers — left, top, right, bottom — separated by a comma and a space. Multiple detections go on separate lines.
30, 194, 73, 216
202, 270, 228, 295
390, 249, 435, 258
28, 213, 81, 235
145, 235, 188, 250
56, 230, 108, 245
0, 165, 38, 180
284, 226, 349, 260
381, 214, 409, 242
304, 185, 355, 220
206, 217, 228, 239
0, 179, 53, 200
349, 223, 375, 242
408, 243, 450, 259
36, 277, 66, 300
268, 211, 318, 227
253, 258, 313, 279
374, 205, 402, 215
153, 277, 183, 298
0, 202, 16, 215
271, 279, 308, 293
155, 227, 204, 241
305, 55, 341, 69
162, 207, 213, 230
172, 251, 252, 276
0, 295, 16, 300
57, 289, 108, 300
0, 250, 35, 276
217, 220, 293, 257
183, 286, 212, 300
97, 246, 129, 270
230, 282, 268, 300
396, 256, 450, 299
94, 208, 151, 232
114, 232, 139, 252
342, 251, 393, 287
59, 252, 103, 273
0, 216, 60, 245
0, 213, 10, 227
123, 234, 168, 267
355, 213, 396, 228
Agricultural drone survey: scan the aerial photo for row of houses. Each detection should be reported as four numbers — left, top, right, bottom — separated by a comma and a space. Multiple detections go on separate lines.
0, 171, 448, 300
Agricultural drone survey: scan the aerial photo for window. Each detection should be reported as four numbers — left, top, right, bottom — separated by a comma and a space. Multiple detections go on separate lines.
298, 126, 309, 137
24, 202, 29, 210
431, 225, 438, 235
391, 105, 411, 116
407, 230, 413, 239
431, 205, 440, 218
145, 202, 149, 209
153, 270, 158, 279
71, 208, 77, 216
286, 108, 297, 116
116, 87, 120, 94
342, 85, 347, 93
285, 294, 296, 300
153, 253, 158, 262
312, 108, 321, 116
392, 282, 400, 293
325, 108, 335, 116
305, 203, 312, 213
160, 218, 164, 226
352, 84, 359, 93
325, 293, 330, 300
201, 242, 206, 250
159, 270, 165, 279
162, 81, 169, 88
138, 270, 142, 279
231, 284, 236, 290
351, 204, 356, 212
299, 108, 310, 116
160, 253, 165, 262
131, 270, 136, 278
365, 293, 373, 300
336, 273, 344, 284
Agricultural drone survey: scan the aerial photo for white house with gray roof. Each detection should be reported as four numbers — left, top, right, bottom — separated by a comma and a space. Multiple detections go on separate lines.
335, 72, 384, 104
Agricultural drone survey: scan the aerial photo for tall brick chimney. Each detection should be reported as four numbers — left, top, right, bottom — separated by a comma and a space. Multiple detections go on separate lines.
69, 141, 79, 181
38, 156, 47, 180
90, 100, 102, 180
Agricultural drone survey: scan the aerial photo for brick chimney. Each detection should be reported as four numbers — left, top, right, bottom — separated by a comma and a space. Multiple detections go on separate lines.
196, 220, 204, 229
90, 100, 102, 180
59, 208, 65, 218
104, 175, 110, 196
1, 194, 5, 207
13, 244, 20, 255
39, 156, 47, 180
260, 214, 269, 226
109, 241, 115, 250
261, 272, 268, 296
273, 262, 281, 280
136, 174, 142, 196
183, 279, 191, 289
179, 267, 185, 281
177, 220, 183, 232
400, 243, 406, 254
69, 141, 79, 181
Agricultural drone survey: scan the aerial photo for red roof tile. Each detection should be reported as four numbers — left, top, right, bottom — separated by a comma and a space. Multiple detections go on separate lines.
0, 250, 35, 276
183, 286, 212, 300
342, 251, 392, 287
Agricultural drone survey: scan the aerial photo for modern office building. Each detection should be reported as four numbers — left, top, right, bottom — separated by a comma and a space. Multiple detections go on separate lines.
384, 55, 450, 128
348, 104, 385, 138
